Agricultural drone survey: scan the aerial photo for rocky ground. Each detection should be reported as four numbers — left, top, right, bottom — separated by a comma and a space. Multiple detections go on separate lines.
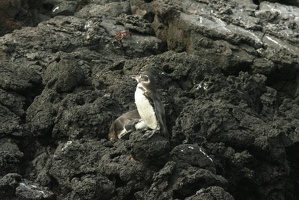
0, 0, 299, 199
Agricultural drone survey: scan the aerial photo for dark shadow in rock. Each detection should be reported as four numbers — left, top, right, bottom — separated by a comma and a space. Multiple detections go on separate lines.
0, 139, 24, 176
286, 142, 299, 200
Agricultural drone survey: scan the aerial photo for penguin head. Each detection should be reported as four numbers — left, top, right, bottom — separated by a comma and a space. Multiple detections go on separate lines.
131, 71, 156, 92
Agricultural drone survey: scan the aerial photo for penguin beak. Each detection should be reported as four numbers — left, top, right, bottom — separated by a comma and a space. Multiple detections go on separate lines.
131, 74, 141, 82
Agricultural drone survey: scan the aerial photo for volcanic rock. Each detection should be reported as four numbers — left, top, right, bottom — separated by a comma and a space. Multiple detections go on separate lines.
0, 0, 299, 199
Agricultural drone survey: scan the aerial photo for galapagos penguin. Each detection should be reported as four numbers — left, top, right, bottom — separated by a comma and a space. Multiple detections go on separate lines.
131, 71, 168, 138
109, 109, 146, 140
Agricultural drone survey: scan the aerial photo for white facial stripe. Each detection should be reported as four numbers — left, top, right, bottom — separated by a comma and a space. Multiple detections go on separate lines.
142, 75, 150, 83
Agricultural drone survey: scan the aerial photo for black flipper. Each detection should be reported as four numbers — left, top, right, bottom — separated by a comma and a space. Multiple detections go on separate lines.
148, 92, 169, 138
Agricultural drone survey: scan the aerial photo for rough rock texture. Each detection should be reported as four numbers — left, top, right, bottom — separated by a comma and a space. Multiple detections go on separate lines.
0, 0, 299, 199
0, 0, 46, 36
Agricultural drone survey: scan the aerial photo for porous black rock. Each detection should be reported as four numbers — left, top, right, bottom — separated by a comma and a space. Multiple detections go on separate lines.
1, 0, 299, 199
129, 130, 170, 167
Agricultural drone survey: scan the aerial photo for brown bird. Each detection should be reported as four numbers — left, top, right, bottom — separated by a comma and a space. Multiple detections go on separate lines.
109, 109, 143, 140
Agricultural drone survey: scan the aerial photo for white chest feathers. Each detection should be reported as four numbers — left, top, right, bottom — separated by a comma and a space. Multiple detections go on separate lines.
134, 87, 158, 129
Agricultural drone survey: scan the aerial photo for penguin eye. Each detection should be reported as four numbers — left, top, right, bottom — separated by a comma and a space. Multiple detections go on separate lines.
141, 74, 149, 82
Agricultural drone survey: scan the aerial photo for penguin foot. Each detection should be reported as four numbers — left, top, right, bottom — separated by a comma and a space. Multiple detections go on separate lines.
142, 129, 158, 139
